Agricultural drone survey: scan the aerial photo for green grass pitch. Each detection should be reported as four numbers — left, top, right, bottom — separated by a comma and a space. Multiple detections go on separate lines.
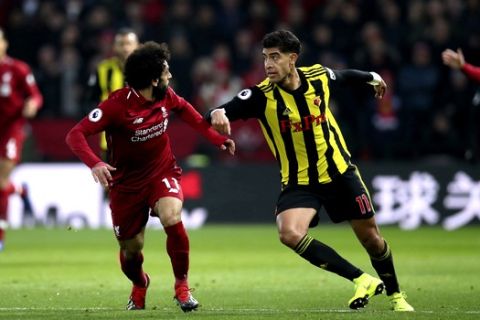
0, 225, 479, 319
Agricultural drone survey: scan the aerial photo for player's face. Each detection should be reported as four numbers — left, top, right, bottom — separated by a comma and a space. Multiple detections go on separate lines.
159, 61, 172, 88
0, 34, 7, 58
262, 47, 294, 84
114, 33, 139, 62
152, 61, 172, 100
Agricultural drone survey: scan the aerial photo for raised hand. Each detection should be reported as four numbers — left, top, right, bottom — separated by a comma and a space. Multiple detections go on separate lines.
442, 48, 465, 70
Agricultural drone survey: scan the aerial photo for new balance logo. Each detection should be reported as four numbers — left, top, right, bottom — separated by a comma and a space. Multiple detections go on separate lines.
133, 118, 144, 124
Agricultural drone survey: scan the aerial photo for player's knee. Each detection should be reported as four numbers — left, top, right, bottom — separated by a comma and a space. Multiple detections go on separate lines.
360, 234, 384, 255
158, 207, 181, 227
278, 229, 303, 248
119, 231, 145, 254
121, 241, 144, 257
154, 198, 183, 227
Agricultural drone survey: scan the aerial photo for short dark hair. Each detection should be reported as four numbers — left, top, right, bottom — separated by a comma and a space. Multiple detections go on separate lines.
262, 30, 301, 54
124, 41, 170, 90
116, 27, 137, 38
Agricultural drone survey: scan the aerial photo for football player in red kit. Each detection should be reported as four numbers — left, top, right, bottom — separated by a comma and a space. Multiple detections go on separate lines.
0, 27, 43, 251
66, 41, 234, 312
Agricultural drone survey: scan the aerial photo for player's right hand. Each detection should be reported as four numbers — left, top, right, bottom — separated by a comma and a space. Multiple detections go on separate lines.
92, 162, 117, 188
221, 139, 236, 156
211, 108, 231, 135
442, 48, 465, 69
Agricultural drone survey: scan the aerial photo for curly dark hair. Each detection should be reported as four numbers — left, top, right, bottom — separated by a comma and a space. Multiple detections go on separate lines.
124, 41, 170, 90
262, 30, 301, 54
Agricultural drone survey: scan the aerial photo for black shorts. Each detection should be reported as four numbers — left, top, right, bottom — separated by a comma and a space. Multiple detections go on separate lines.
275, 166, 375, 226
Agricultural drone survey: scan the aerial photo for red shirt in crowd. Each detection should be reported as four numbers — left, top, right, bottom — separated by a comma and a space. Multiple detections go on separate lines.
66, 86, 226, 192
0, 55, 43, 135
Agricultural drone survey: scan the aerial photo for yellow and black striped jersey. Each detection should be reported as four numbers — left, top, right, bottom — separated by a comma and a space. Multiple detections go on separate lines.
87, 57, 125, 150
211, 64, 374, 186
89, 56, 125, 102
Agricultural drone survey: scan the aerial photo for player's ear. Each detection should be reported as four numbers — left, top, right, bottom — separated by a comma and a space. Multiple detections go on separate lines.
289, 53, 298, 65
152, 78, 160, 87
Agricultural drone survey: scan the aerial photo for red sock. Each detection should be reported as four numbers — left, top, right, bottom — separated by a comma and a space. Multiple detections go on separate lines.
0, 183, 12, 214
0, 183, 16, 242
0, 181, 15, 212
164, 221, 190, 287
0, 194, 7, 241
119, 251, 147, 287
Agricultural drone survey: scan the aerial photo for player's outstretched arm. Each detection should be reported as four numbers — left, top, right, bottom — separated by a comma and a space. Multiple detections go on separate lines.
443, 48, 480, 83
171, 92, 233, 152
367, 72, 387, 99
329, 68, 387, 99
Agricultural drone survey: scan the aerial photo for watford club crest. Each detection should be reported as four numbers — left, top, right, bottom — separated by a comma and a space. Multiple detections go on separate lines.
314, 96, 322, 106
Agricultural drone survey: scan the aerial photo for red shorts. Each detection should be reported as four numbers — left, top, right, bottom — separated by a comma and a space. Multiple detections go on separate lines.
0, 129, 25, 162
109, 170, 184, 240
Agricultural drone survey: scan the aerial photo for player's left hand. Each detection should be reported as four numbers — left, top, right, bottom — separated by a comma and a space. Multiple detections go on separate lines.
373, 79, 387, 99
221, 139, 235, 155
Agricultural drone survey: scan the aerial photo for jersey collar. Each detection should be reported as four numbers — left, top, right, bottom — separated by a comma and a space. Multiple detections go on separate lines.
127, 87, 166, 111
127, 88, 154, 108
276, 68, 308, 94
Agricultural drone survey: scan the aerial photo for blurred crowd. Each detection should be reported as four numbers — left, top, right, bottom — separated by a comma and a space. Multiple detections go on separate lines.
1, 0, 480, 162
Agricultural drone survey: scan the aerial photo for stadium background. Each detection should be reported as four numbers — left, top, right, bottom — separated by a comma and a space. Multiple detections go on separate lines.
3, 0, 480, 229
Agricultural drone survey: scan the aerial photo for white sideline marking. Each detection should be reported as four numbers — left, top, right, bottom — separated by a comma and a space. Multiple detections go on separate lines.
0, 307, 479, 314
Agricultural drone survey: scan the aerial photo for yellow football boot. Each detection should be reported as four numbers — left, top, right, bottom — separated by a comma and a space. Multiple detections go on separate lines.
389, 292, 414, 312
348, 273, 385, 309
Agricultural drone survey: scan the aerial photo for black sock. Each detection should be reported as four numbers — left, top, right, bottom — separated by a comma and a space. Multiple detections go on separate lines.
370, 241, 400, 295
295, 235, 363, 281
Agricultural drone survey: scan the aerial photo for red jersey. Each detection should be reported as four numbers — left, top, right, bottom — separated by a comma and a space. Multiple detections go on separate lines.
462, 63, 480, 83
0, 56, 43, 135
66, 86, 227, 191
